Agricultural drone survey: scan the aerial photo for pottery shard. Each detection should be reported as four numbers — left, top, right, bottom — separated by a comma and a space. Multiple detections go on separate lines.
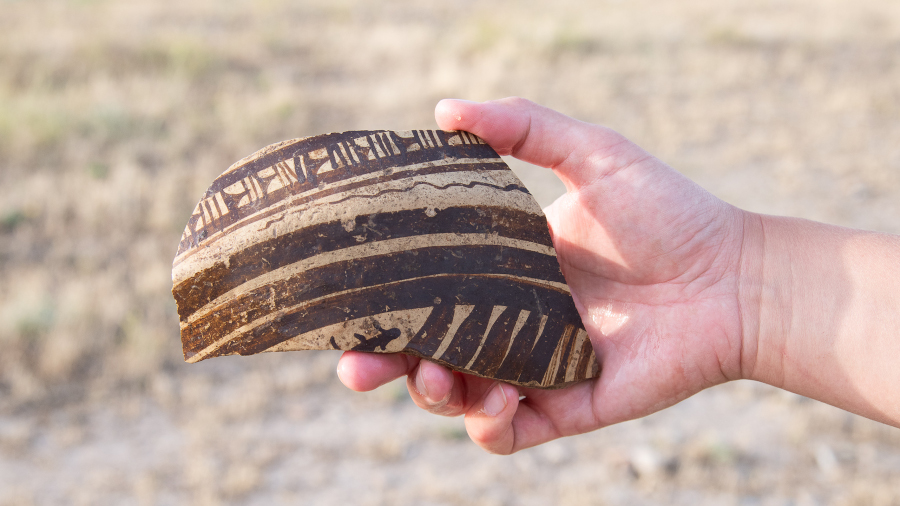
172, 130, 599, 389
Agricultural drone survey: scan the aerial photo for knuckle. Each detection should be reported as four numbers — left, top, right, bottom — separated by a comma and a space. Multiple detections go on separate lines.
497, 96, 531, 107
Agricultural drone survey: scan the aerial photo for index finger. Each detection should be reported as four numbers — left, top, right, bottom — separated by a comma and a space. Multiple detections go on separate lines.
337, 351, 418, 391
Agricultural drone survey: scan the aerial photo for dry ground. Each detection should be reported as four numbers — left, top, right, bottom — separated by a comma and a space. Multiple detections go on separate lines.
1, 0, 900, 504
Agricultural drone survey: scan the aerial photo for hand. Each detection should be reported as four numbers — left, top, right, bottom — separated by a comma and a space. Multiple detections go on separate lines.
338, 97, 754, 453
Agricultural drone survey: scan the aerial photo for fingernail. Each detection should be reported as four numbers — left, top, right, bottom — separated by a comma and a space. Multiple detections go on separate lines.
414, 365, 429, 400
482, 383, 508, 417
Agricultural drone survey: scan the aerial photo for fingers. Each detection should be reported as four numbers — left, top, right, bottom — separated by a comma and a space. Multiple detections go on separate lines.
336, 351, 417, 391
406, 360, 467, 416
339, 352, 605, 454
463, 382, 519, 454
466, 379, 600, 454
434, 97, 653, 190
339, 352, 488, 418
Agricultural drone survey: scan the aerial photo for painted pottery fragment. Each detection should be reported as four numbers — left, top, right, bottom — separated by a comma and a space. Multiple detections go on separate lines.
172, 130, 599, 389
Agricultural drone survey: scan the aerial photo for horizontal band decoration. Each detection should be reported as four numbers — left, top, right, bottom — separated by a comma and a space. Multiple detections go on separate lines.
172, 130, 599, 389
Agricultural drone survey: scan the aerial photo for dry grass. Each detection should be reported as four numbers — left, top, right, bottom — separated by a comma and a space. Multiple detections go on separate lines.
1, 0, 900, 504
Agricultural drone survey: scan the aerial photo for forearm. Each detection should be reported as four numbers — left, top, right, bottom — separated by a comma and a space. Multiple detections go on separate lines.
741, 212, 900, 425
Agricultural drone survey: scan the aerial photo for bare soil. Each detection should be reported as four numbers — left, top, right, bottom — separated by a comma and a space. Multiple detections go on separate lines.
2, 1, 900, 504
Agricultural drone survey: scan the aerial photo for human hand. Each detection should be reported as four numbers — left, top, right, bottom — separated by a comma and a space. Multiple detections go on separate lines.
338, 97, 755, 453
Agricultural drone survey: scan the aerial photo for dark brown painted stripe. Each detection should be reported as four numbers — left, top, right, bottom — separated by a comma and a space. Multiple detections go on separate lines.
403, 304, 457, 358
191, 275, 581, 361
438, 305, 494, 368
468, 307, 520, 378
173, 206, 555, 321
180, 244, 568, 354
551, 325, 578, 385
205, 130, 498, 199
574, 335, 596, 380
177, 130, 500, 256
590, 357, 600, 377
516, 317, 571, 386
176, 160, 513, 257
492, 312, 544, 381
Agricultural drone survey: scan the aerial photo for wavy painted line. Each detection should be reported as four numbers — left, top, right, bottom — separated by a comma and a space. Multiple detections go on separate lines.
327, 181, 530, 205
262, 212, 289, 230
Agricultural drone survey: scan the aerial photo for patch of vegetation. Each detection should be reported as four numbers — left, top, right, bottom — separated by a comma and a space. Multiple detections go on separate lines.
548, 24, 604, 56
1, 210, 26, 233
15, 300, 55, 341
86, 162, 109, 180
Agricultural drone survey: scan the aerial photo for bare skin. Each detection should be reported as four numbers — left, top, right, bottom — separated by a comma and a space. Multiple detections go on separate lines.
337, 98, 900, 454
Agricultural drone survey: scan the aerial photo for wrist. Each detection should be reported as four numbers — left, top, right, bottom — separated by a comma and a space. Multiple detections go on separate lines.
738, 214, 851, 390
737, 211, 787, 385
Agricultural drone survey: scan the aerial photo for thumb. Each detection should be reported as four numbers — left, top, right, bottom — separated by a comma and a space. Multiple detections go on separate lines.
434, 97, 654, 192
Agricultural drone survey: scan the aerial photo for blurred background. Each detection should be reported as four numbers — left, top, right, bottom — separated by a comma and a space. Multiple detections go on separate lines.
2, 0, 900, 504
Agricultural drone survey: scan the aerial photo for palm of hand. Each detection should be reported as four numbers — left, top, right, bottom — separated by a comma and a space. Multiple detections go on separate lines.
545, 155, 746, 428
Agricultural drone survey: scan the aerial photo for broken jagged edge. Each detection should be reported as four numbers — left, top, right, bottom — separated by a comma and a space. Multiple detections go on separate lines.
172, 130, 598, 389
